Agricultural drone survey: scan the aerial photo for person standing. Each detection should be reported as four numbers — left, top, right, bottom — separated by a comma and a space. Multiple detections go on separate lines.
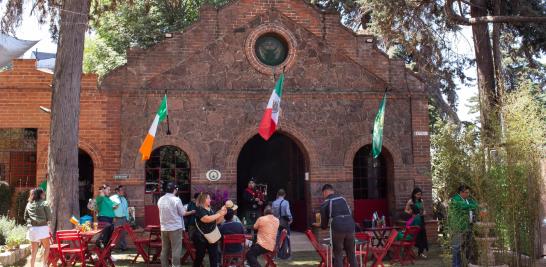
185, 193, 200, 237
110, 185, 129, 251
24, 188, 51, 267
243, 179, 263, 225
157, 182, 189, 267
272, 189, 292, 259
314, 184, 356, 267
246, 206, 279, 267
404, 187, 429, 258
96, 184, 118, 248
193, 193, 227, 267
449, 185, 478, 267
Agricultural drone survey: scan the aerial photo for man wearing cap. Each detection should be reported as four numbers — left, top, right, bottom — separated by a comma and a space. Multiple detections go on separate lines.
157, 182, 194, 267
314, 184, 356, 267
225, 200, 242, 223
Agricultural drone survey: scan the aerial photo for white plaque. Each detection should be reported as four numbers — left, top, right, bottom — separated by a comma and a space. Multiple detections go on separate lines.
206, 169, 222, 182
414, 131, 429, 136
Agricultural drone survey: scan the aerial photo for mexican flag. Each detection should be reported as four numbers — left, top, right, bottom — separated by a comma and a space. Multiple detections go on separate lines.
258, 73, 285, 141
372, 93, 387, 158
139, 95, 168, 160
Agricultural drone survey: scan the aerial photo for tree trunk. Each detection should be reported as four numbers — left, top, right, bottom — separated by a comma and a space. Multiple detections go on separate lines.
47, 0, 89, 233
471, 0, 499, 147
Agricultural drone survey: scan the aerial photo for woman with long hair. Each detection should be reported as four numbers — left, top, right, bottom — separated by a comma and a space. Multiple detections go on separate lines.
24, 187, 51, 267
192, 192, 227, 267
404, 187, 429, 258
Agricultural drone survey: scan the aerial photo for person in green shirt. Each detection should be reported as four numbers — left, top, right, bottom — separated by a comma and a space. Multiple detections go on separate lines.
449, 185, 478, 267
25, 188, 51, 267
95, 184, 118, 248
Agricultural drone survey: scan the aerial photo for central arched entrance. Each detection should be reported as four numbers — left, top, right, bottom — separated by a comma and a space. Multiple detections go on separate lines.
237, 132, 309, 231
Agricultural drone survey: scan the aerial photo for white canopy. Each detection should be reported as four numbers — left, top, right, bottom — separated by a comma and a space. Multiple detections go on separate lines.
0, 34, 38, 68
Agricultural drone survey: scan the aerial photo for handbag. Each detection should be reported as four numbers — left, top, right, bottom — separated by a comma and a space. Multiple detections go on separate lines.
195, 220, 221, 244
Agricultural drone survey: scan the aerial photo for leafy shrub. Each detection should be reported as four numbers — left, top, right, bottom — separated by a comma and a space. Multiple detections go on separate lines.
14, 190, 30, 225
5, 225, 28, 249
0, 181, 13, 216
0, 216, 15, 245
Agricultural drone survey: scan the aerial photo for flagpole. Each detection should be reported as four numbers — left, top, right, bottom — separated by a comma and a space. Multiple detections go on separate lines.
165, 90, 171, 135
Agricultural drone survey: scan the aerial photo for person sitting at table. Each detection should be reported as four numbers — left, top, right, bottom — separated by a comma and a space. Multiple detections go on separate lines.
396, 205, 423, 240
403, 187, 429, 258
225, 200, 242, 224
219, 207, 245, 254
246, 205, 279, 267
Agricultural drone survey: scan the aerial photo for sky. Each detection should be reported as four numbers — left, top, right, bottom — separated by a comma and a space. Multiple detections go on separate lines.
6, 8, 479, 123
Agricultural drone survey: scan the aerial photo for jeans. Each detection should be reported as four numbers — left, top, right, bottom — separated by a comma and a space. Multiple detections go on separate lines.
246, 243, 269, 267
97, 216, 114, 246
161, 229, 183, 267
193, 233, 219, 267
114, 217, 128, 249
331, 232, 356, 267
452, 231, 472, 267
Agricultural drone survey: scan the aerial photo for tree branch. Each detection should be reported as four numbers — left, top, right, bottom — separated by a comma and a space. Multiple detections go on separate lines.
445, 0, 546, 25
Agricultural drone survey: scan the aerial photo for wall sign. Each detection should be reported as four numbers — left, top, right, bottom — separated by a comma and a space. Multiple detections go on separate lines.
113, 174, 129, 180
206, 169, 222, 182
414, 131, 429, 136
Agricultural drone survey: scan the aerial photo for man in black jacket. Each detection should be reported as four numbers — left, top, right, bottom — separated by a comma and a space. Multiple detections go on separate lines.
317, 184, 356, 267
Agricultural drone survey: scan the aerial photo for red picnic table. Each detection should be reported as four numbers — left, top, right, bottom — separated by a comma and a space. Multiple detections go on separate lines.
363, 226, 400, 247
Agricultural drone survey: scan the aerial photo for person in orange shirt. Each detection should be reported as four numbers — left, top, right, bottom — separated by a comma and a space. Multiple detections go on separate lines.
246, 205, 279, 267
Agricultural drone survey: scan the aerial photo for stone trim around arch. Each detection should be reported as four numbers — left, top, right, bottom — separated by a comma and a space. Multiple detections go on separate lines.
225, 123, 319, 171
38, 138, 104, 170
343, 135, 402, 169
133, 135, 200, 173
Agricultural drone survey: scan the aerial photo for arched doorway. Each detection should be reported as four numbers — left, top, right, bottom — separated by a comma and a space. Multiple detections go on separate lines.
144, 145, 191, 225
79, 149, 94, 216
237, 132, 308, 231
352, 144, 392, 226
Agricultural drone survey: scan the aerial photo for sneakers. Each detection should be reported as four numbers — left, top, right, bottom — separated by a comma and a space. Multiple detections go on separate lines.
419, 253, 427, 259
95, 240, 105, 249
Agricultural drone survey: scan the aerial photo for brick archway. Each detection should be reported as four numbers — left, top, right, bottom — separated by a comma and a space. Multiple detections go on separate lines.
343, 135, 402, 169
39, 138, 104, 171
225, 122, 319, 173
344, 135, 402, 224
133, 135, 200, 176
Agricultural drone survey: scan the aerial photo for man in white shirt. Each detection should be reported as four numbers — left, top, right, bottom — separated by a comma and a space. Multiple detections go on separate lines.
157, 182, 194, 267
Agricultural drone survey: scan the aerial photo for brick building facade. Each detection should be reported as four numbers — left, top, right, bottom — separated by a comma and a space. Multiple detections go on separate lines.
0, 0, 433, 238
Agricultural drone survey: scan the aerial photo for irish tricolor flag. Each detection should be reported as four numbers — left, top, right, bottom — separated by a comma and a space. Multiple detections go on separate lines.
258, 73, 284, 141
139, 95, 168, 160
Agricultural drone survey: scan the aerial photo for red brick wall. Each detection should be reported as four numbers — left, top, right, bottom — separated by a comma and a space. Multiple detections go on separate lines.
0, 59, 121, 196
0, 1, 433, 238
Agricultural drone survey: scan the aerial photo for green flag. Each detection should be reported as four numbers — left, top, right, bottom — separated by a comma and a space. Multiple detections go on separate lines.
372, 93, 387, 158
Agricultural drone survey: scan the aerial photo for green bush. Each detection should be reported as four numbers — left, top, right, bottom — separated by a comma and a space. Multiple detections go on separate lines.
5, 225, 28, 249
0, 181, 13, 216
0, 216, 15, 245
14, 190, 30, 225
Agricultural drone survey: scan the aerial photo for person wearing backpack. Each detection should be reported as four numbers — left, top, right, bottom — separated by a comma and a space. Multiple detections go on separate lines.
272, 189, 292, 259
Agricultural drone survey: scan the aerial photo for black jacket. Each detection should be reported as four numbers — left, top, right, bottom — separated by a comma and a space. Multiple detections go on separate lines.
320, 194, 355, 234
